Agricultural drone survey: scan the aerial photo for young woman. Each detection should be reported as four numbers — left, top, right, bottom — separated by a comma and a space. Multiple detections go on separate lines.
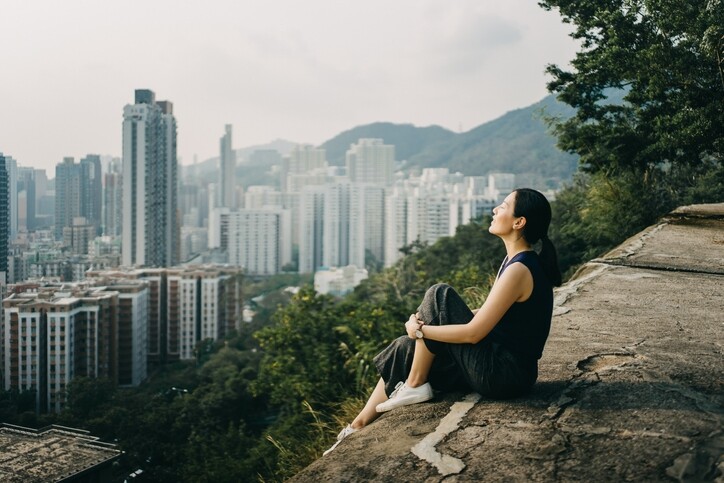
324, 188, 562, 456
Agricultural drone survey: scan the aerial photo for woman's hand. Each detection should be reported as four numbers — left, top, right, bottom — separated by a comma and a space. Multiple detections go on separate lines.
405, 313, 424, 339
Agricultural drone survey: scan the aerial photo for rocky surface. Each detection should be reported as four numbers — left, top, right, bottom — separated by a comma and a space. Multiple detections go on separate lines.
291, 204, 724, 482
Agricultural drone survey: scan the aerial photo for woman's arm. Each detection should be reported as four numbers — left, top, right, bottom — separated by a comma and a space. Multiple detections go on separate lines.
406, 263, 533, 344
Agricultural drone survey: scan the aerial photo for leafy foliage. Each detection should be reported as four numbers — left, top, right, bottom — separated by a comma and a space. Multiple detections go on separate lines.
541, 0, 724, 176
540, 0, 724, 274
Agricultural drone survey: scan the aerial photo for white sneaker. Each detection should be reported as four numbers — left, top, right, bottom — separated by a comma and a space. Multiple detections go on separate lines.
375, 381, 433, 413
322, 424, 357, 456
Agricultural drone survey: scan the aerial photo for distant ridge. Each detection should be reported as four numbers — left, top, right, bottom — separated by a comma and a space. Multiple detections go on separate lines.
183, 94, 579, 188
317, 95, 578, 187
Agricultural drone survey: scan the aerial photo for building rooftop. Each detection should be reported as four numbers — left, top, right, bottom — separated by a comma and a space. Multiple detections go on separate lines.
0, 424, 121, 483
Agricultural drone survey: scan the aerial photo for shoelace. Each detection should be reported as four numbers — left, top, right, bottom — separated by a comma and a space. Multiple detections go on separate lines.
337, 425, 355, 441
388, 381, 405, 399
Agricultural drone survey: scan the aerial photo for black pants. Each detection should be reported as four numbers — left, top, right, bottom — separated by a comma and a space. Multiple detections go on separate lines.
373, 283, 537, 399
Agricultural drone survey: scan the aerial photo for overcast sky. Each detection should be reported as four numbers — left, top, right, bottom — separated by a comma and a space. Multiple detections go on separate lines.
0, 0, 578, 173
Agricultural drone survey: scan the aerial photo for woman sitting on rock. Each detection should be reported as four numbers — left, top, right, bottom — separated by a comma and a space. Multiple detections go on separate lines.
324, 188, 562, 456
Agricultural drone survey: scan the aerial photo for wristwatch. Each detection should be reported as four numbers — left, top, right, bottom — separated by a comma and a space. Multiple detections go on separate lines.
415, 325, 424, 339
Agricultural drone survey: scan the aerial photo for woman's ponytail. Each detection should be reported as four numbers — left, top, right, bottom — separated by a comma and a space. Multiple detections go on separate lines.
539, 234, 562, 287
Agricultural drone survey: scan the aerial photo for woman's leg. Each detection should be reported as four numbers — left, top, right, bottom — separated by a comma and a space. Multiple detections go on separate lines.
350, 377, 388, 429
406, 339, 436, 387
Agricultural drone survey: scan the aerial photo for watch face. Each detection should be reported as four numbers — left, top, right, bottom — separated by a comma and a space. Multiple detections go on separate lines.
415, 329, 423, 339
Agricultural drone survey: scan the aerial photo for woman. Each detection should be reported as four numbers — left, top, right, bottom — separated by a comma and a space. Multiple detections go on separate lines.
324, 188, 562, 456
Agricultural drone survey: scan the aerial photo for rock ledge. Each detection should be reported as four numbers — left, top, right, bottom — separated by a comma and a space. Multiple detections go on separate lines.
292, 203, 724, 482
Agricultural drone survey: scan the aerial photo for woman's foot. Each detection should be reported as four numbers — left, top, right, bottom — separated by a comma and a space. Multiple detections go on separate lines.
322, 424, 358, 456
375, 381, 433, 413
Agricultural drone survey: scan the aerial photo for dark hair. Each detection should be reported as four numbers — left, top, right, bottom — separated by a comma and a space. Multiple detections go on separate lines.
513, 188, 562, 286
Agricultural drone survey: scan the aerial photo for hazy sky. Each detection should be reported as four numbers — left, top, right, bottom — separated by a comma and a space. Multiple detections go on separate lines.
0, 0, 578, 172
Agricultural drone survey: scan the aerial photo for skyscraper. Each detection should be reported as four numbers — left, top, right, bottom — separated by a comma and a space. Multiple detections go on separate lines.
80, 154, 103, 234
226, 208, 292, 275
54, 156, 101, 240
6, 156, 17, 241
122, 89, 179, 267
345, 138, 395, 186
219, 124, 236, 209
17, 167, 35, 232
281, 144, 327, 192
54, 157, 82, 239
0, 154, 8, 281
104, 170, 122, 237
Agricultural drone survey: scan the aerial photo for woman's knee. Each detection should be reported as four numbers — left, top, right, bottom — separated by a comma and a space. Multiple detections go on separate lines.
425, 283, 452, 300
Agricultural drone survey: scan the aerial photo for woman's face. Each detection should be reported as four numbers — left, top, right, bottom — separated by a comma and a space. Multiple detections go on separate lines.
489, 191, 518, 236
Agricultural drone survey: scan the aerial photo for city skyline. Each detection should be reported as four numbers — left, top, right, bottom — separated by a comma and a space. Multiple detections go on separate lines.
0, 0, 579, 172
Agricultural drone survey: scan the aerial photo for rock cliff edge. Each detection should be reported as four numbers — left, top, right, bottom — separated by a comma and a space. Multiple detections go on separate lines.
292, 203, 724, 482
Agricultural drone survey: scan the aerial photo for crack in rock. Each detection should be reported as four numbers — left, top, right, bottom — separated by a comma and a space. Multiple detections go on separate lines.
576, 353, 638, 372
553, 263, 608, 315
411, 393, 481, 476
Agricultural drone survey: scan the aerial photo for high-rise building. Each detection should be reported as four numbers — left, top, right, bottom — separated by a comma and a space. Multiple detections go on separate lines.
104, 171, 122, 237
298, 186, 326, 273
2, 283, 141, 412
86, 265, 241, 364
0, 154, 8, 281
226, 208, 292, 275
281, 145, 327, 192
353, 184, 385, 266
80, 154, 103, 234
55, 157, 81, 239
382, 170, 505, 267
55, 156, 101, 240
218, 124, 236, 209
62, 217, 96, 255
33, 169, 54, 229
17, 167, 35, 232
6, 156, 18, 241
345, 138, 395, 186
122, 89, 179, 267
323, 181, 352, 268
244, 185, 283, 209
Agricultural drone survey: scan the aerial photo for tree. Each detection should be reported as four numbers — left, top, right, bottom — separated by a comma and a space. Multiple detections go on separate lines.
540, 0, 723, 177
540, 0, 724, 272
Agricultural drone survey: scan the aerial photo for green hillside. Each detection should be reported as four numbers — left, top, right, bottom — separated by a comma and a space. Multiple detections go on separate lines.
318, 95, 578, 189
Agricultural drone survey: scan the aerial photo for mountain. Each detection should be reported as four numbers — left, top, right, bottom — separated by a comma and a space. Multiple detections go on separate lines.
181, 95, 579, 189
407, 95, 578, 187
317, 95, 578, 189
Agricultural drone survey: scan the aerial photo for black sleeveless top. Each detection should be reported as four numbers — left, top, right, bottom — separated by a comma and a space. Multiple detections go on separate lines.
486, 251, 553, 361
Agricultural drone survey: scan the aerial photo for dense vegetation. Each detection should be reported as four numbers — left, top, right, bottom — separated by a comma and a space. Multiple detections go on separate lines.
542, 0, 723, 270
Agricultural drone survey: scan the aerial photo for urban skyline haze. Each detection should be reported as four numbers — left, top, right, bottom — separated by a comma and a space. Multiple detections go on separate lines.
1, 0, 578, 172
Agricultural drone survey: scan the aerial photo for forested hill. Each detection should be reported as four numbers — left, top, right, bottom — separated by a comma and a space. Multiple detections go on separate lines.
320, 95, 578, 186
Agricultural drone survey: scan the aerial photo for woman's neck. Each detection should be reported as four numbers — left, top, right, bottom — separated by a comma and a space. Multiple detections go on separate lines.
503, 238, 532, 260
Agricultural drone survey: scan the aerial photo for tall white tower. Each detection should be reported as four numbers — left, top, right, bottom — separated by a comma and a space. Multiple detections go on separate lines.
219, 124, 236, 209
122, 89, 179, 267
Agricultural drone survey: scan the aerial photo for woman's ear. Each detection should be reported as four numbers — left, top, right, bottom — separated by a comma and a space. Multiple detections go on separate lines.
514, 217, 527, 229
